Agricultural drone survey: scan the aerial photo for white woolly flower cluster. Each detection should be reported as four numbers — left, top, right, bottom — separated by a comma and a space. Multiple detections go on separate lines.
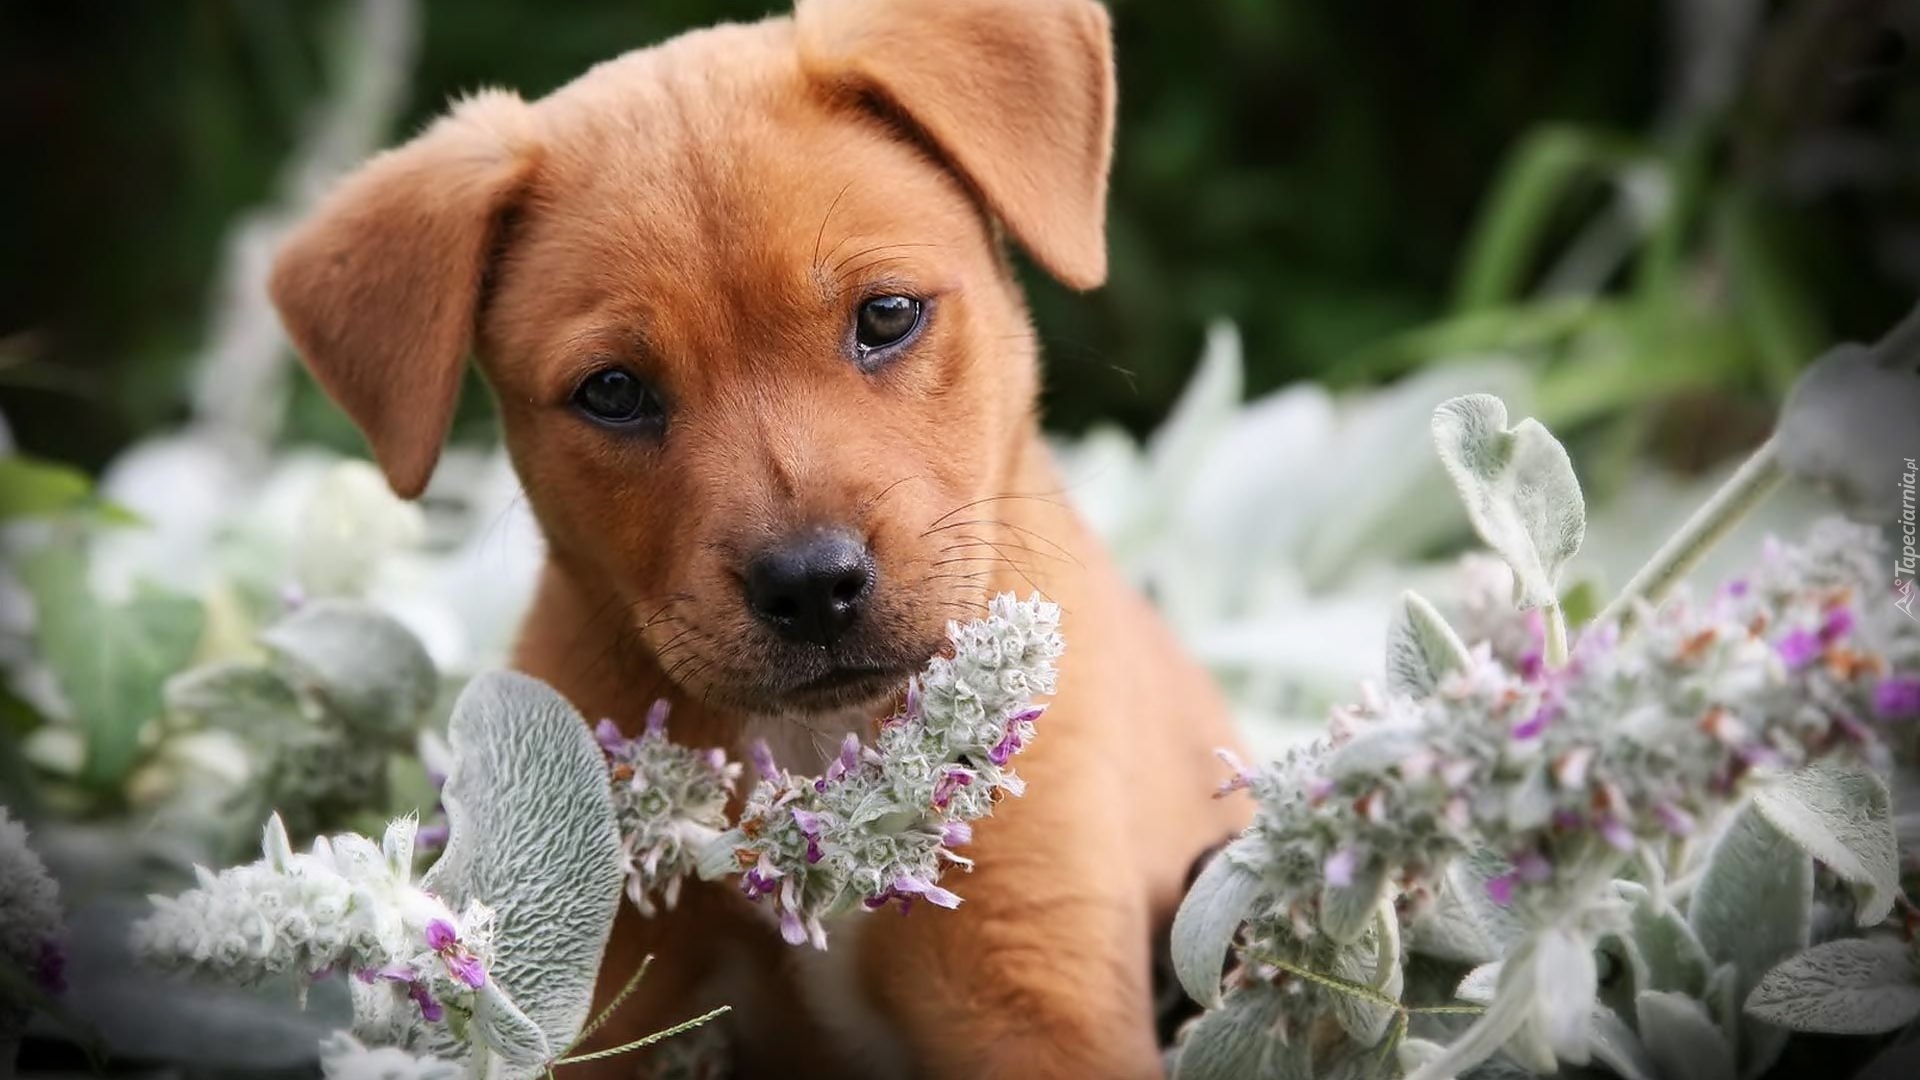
0, 806, 66, 1031
319, 1032, 463, 1080
1216, 520, 1919, 1060
134, 814, 494, 1027
627, 593, 1063, 950
597, 701, 743, 916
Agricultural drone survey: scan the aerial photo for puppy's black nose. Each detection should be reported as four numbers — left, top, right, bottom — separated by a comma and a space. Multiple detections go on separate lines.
744, 529, 876, 647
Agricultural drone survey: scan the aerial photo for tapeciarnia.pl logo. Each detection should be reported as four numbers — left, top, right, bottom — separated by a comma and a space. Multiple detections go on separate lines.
1899, 457, 1916, 621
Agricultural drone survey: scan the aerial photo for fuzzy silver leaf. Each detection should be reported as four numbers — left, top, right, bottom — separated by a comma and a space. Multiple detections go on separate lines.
421, 671, 625, 1074
1430, 394, 1585, 609
1385, 590, 1474, 697
1637, 990, 1735, 1080
1171, 983, 1310, 1080
1688, 806, 1808, 1078
1745, 937, 1920, 1036
1170, 842, 1266, 1008
1751, 761, 1900, 927
262, 601, 436, 735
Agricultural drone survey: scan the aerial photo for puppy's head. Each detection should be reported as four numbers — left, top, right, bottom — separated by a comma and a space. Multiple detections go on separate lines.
269, 0, 1114, 717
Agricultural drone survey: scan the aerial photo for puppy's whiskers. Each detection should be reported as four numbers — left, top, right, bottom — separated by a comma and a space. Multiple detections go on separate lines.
810, 181, 856, 272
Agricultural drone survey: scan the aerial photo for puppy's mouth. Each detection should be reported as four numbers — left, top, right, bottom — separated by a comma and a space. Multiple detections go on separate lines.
772, 661, 920, 712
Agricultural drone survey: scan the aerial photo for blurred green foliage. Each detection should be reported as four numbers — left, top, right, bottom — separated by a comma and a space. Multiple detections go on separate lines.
0, 0, 1915, 471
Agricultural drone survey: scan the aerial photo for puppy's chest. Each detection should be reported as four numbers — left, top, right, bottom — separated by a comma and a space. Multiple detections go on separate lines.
707, 914, 912, 1079
718, 714, 928, 1074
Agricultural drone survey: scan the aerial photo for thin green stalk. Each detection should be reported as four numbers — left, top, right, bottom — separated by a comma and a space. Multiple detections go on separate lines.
550, 1005, 731, 1067
1250, 953, 1485, 1018
1594, 436, 1785, 633
1256, 956, 1404, 1011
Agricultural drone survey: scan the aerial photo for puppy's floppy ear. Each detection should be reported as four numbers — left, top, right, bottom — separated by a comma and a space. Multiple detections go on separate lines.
269, 90, 540, 498
796, 0, 1117, 290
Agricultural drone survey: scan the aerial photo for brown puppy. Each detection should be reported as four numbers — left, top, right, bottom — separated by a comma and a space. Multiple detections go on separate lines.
269, 0, 1251, 1075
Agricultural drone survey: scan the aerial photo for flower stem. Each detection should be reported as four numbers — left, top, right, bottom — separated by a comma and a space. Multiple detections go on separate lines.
549, 1005, 731, 1066
1402, 989, 1533, 1080
1594, 437, 1785, 634
1371, 900, 1402, 993
1543, 603, 1570, 668
569, 955, 653, 1050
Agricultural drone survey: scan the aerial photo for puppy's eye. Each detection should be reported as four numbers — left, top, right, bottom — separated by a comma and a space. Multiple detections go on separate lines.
854, 295, 923, 353
572, 369, 666, 429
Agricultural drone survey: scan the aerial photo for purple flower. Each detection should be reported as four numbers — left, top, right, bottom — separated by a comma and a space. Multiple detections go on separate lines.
409, 981, 444, 1023
818, 734, 862, 792
1512, 849, 1552, 884
594, 719, 628, 755
1874, 676, 1920, 720
742, 865, 780, 900
988, 728, 1023, 767
32, 938, 66, 996
901, 680, 923, 724
416, 822, 451, 851
1215, 748, 1257, 796
1820, 607, 1855, 643
1323, 847, 1358, 888
445, 953, 485, 989
931, 767, 973, 810
645, 699, 671, 737
1654, 802, 1697, 837
1511, 703, 1556, 741
990, 705, 1044, 765
426, 918, 486, 988
1776, 629, 1821, 669
779, 906, 807, 945
425, 919, 457, 952
366, 963, 419, 985
1724, 579, 1750, 598
1738, 742, 1788, 771
1518, 610, 1547, 680
1517, 649, 1544, 682
1486, 874, 1516, 907
792, 807, 827, 864
749, 739, 779, 778
1597, 816, 1636, 852
942, 820, 973, 847
887, 874, 963, 910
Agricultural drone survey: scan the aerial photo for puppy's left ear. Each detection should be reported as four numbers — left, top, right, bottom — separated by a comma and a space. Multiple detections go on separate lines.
796, 0, 1117, 290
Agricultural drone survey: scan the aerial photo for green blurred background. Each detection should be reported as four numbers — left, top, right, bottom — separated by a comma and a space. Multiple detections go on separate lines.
2, 0, 1916, 476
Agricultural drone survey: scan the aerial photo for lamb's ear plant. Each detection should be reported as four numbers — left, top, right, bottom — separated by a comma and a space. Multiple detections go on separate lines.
1169, 321, 1920, 1080
606, 592, 1064, 949
0, 805, 103, 1072
164, 598, 440, 850
133, 670, 727, 1078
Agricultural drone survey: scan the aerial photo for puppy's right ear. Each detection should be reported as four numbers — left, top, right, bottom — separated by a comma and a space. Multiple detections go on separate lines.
270, 90, 540, 498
